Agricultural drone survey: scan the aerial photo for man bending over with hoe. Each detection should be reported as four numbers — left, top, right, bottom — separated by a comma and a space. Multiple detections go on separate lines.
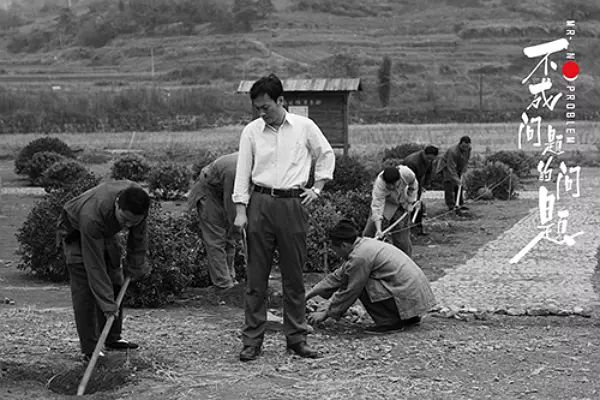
57, 180, 150, 362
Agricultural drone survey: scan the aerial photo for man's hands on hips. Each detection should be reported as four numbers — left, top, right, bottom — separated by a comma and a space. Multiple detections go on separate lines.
300, 188, 319, 205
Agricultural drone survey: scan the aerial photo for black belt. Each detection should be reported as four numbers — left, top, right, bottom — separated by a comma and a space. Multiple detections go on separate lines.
254, 185, 303, 198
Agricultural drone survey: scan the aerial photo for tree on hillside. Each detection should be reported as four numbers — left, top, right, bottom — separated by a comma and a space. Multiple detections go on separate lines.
232, 0, 258, 32
256, 0, 275, 18
377, 56, 392, 108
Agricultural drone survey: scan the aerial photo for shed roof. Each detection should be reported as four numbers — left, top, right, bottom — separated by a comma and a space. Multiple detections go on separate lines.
237, 78, 362, 93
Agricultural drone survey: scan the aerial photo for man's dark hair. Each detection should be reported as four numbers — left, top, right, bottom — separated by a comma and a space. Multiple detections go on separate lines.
459, 136, 471, 144
118, 187, 150, 215
250, 73, 284, 101
424, 145, 439, 156
382, 167, 400, 184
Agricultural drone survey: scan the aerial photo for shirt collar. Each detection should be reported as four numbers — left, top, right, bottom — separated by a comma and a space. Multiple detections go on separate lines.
263, 110, 292, 132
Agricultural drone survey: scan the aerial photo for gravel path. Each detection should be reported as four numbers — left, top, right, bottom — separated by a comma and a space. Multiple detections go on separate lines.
431, 173, 600, 317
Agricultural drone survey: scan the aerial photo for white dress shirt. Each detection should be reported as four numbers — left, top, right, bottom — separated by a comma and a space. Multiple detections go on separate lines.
232, 111, 335, 205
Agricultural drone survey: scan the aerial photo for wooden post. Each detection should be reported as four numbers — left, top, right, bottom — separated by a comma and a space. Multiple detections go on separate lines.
508, 168, 512, 201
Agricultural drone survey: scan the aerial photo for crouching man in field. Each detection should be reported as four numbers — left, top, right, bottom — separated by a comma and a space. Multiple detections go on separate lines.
306, 220, 436, 334
57, 181, 151, 361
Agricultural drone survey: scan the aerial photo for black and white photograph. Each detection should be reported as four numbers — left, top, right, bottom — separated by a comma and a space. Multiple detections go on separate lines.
0, 0, 599, 398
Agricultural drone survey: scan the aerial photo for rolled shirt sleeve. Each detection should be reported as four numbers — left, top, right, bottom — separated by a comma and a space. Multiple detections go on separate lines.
80, 220, 117, 314
400, 166, 419, 207
307, 119, 335, 182
370, 175, 388, 222
232, 128, 253, 205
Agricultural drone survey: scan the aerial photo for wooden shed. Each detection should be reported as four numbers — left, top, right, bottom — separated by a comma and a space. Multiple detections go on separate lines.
237, 78, 362, 155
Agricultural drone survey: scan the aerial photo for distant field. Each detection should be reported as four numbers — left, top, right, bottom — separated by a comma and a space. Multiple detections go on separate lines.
1, 121, 598, 160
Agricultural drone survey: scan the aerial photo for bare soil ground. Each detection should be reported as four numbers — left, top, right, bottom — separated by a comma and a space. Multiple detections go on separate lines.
3, 164, 600, 399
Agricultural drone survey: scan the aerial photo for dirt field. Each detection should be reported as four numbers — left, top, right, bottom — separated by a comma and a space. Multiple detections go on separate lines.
3, 161, 600, 399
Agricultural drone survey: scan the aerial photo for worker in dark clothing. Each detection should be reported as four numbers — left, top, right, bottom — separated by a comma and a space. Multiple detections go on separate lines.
57, 180, 150, 361
402, 145, 439, 235
436, 136, 471, 214
188, 152, 239, 290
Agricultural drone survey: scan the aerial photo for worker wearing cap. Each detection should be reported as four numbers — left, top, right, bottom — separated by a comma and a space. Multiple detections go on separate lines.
306, 220, 436, 334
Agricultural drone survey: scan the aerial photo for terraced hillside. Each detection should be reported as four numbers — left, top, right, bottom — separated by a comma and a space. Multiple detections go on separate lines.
0, 0, 598, 123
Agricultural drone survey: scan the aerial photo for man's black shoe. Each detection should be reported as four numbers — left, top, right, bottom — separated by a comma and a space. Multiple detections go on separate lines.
459, 205, 470, 210
105, 339, 139, 350
287, 342, 321, 359
239, 345, 262, 362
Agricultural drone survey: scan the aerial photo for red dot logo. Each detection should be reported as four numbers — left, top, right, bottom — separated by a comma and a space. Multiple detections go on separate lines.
562, 61, 579, 81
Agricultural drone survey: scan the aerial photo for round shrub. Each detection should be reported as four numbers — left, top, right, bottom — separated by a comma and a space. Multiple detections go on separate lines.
124, 204, 207, 307
16, 175, 102, 282
325, 155, 371, 192
304, 188, 372, 272
42, 160, 93, 192
382, 143, 424, 161
190, 149, 217, 181
148, 163, 190, 200
486, 150, 537, 177
27, 151, 66, 184
110, 153, 151, 182
15, 137, 74, 176
464, 161, 519, 200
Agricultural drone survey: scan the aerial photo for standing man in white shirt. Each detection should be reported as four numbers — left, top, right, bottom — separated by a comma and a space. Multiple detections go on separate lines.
233, 74, 335, 362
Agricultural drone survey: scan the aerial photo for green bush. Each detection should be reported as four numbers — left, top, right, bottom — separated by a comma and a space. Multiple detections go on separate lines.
15, 137, 74, 176
42, 160, 93, 193
16, 175, 102, 282
148, 163, 190, 200
382, 143, 424, 161
464, 161, 519, 200
110, 153, 151, 182
304, 188, 372, 272
28, 151, 66, 184
190, 149, 217, 181
124, 204, 209, 307
325, 155, 371, 193
486, 150, 536, 177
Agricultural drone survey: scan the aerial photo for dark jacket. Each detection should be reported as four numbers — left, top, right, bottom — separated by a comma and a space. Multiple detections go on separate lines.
436, 144, 471, 186
402, 150, 433, 193
57, 180, 149, 313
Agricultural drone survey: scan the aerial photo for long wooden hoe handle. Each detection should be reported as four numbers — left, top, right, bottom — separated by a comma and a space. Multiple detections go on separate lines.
455, 185, 463, 208
379, 211, 408, 238
77, 276, 132, 396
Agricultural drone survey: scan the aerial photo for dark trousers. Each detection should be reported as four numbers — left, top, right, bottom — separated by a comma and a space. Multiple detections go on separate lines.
359, 290, 401, 326
243, 193, 308, 347
363, 208, 412, 257
444, 180, 464, 210
67, 262, 123, 355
